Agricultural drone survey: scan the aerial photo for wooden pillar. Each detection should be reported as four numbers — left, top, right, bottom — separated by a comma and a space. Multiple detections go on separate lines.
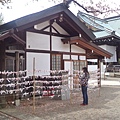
50, 21, 52, 70
15, 51, 19, 74
97, 58, 101, 87
0, 41, 6, 108
33, 57, 36, 113
0, 41, 5, 78
70, 44, 71, 60
15, 51, 20, 101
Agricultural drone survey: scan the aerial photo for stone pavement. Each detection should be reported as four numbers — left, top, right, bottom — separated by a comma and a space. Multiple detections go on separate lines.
0, 77, 120, 120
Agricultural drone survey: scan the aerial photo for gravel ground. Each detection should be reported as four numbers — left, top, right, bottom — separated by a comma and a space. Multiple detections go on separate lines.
0, 77, 120, 120
0, 111, 20, 120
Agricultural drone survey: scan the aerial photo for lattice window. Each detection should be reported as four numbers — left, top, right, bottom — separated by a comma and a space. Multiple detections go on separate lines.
52, 54, 61, 70
73, 60, 86, 71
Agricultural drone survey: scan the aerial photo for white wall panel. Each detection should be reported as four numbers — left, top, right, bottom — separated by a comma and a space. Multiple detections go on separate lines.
88, 65, 97, 72
34, 21, 69, 35
52, 22, 69, 35
52, 36, 69, 52
27, 32, 50, 50
79, 56, 86, 60
26, 53, 50, 76
87, 59, 97, 62
71, 55, 78, 60
34, 21, 49, 31
99, 45, 117, 62
64, 61, 73, 89
63, 55, 70, 59
71, 45, 85, 53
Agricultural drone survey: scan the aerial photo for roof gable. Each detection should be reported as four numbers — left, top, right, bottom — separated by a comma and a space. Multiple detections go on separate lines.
0, 3, 95, 40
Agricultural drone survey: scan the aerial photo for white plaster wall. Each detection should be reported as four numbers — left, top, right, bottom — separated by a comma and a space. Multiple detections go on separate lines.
63, 55, 70, 59
52, 22, 69, 35
34, 21, 69, 35
52, 36, 86, 53
101, 63, 106, 74
52, 36, 69, 52
34, 21, 49, 31
63, 55, 86, 60
71, 45, 85, 53
87, 59, 97, 62
71, 55, 78, 60
26, 32, 50, 50
79, 56, 86, 60
64, 61, 73, 89
88, 64, 106, 78
88, 65, 97, 72
99, 45, 117, 62
26, 53, 50, 76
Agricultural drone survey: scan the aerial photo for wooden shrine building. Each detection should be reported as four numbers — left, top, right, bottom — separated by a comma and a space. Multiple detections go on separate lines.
0, 3, 112, 76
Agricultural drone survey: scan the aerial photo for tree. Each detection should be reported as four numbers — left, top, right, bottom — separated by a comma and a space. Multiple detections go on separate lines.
0, 0, 11, 5
0, 0, 120, 18
50, 0, 120, 18
0, 13, 4, 25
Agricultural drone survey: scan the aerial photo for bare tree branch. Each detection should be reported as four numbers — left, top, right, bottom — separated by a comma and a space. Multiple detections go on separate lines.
0, 0, 11, 5
72, 0, 102, 14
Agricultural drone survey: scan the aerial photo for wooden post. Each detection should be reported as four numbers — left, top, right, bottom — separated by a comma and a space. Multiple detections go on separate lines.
70, 60, 73, 104
16, 51, 19, 96
104, 61, 107, 80
0, 41, 5, 78
97, 68, 101, 97
0, 41, 6, 108
97, 59, 101, 87
97, 59, 101, 97
99, 60, 102, 87
33, 57, 36, 113
15, 51, 20, 106
50, 21, 52, 70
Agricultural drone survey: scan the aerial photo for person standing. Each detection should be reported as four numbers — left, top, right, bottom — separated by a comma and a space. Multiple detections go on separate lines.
79, 67, 90, 106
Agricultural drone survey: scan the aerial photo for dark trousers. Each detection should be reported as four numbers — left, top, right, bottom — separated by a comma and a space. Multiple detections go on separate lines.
81, 85, 88, 104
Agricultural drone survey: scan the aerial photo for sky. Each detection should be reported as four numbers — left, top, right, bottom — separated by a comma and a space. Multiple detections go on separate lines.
1, 0, 120, 23
1, 0, 56, 22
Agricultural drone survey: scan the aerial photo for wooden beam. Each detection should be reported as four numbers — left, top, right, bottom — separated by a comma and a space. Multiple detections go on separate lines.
12, 34, 26, 45
0, 29, 25, 46
26, 49, 86, 56
40, 25, 50, 31
27, 28, 70, 37
0, 32, 11, 41
62, 36, 112, 58
63, 16, 80, 34
61, 38, 70, 44
71, 39, 110, 58
52, 26, 60, 34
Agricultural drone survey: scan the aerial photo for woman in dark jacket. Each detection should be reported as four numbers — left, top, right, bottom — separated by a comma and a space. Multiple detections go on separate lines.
79, 67, 90, 106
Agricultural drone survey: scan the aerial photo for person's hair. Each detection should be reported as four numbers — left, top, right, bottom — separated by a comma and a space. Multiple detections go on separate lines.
82, 67, 89, 73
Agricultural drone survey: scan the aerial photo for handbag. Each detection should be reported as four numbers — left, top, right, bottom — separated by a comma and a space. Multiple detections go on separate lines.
80, 79, 87, 86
